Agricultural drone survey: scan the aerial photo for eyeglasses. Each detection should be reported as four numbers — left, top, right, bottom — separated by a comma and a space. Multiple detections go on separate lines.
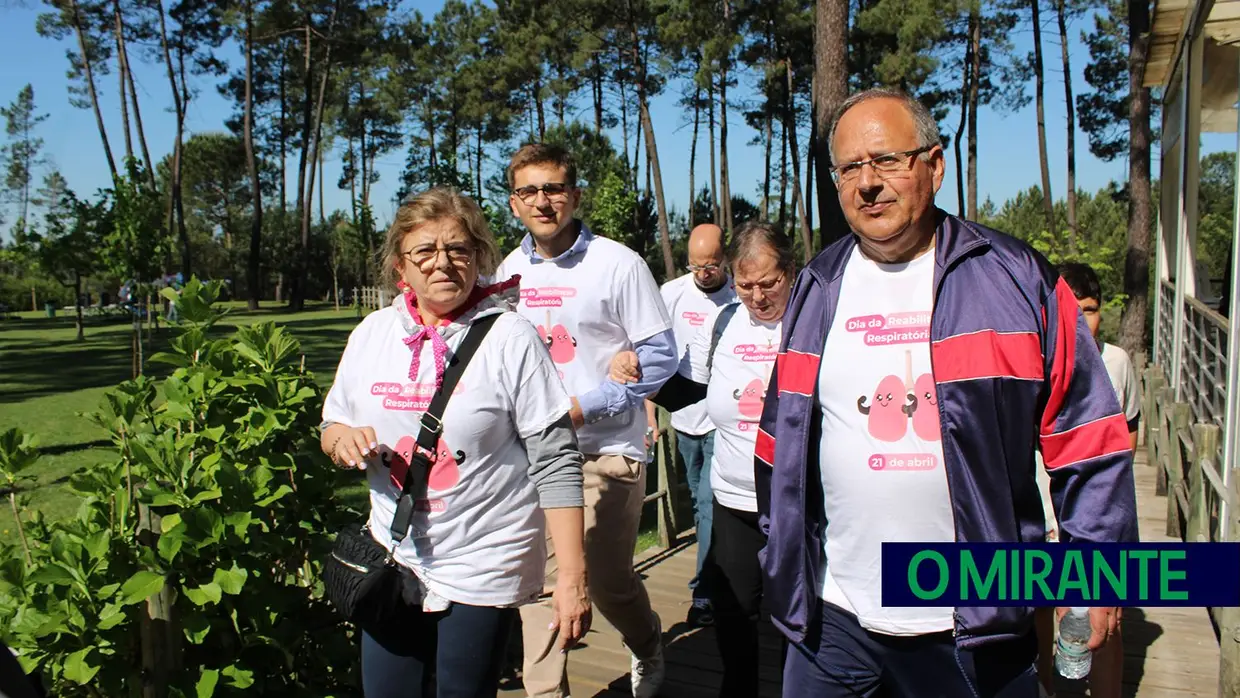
829, 146, 935, 185
512, 182, 573, 204
688, 263, 721, 273
735, 275, 784, 295
402, 243, 474, 269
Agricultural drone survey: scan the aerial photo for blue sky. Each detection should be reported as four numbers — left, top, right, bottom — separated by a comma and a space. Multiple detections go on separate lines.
0, 0, 1228, 234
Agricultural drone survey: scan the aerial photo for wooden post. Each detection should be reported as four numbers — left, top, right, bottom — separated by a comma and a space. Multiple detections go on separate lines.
1165, 400, 1190, 538
1187, 424, 1218, 542
30, 286, 36, 312
1222, 471, 1240, 698
1143, 369, 1167, 482
136, 503, 180, 698
654, 408, 680, 550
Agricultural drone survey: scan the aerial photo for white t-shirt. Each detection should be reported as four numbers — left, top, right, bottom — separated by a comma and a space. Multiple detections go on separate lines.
1037, 341, 1140, 540
497, 233, 672, 461
322, 303, 572, 608
685, 303, 779, 512
816, 249, 956, 635
661, 273, 738, 436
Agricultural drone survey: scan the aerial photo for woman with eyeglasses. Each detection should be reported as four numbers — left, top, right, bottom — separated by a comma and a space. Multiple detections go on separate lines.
610, 221, 796, 698
320, 187, 591, 698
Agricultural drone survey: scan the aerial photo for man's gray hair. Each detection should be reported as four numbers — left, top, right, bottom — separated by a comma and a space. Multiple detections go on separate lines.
827, 88, 942, 164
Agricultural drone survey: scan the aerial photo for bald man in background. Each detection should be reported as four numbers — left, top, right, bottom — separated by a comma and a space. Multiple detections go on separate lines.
650, 223, 737, 626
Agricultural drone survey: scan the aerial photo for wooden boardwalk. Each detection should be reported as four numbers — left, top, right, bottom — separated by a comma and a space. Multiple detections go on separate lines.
500, 450, 1220, 698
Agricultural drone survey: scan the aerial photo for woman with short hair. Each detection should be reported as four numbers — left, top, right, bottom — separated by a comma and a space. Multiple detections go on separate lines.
320, 187, 591, 698
611, 221, 796, 698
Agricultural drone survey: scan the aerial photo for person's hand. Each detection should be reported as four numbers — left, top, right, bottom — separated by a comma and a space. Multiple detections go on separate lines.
568, 398, 585, 429
644, 426, 661, 451
1056, 607, 1121, 650
609, 350, 640, 384
332, 426, 379, 469
550, 571, 592, 652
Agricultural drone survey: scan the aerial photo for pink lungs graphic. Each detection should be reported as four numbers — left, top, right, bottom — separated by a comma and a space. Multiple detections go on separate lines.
538, 311, 577, 364
428, 437, 464, 491
911, 373, 941, 441
386, 435, 463, 491
733, 378, 766, 418
857, 375, 912, 442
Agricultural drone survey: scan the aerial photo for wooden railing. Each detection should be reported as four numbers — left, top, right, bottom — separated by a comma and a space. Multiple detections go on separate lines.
1140, 349, 1239, 696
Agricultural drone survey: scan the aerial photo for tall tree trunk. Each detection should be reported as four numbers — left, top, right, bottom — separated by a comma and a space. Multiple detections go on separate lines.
157, 0, 190, 275
1118, 0, 1152, 358
348, 135, 358, 223
627, 1, 675, 280
688, 85, 700, 227
779, 118, 789, 228
955, 30, 971, 217
762, 109, 773, 220
243, 0, 263, 311
69, 0, 117, 181
476, 128, 484, 201
968, 9, 981, 219
290, 21, 314, 310
534, 74, 546, 139
294, 3, 340, 311
121, 25, 154, 185
719, 61, 733, 234
786, 62, 813, 261
708, 87, 720, 226
1031, 0, 1056, 237
1056, 0, 1078, 248
279, 50, 288, 216
593, 55, 605, 135
113, 2, 134, 163
813, 0, 849, 245
807, 95, 815, 241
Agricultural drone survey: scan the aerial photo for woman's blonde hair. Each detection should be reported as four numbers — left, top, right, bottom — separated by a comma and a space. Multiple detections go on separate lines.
380, 187, 501, 288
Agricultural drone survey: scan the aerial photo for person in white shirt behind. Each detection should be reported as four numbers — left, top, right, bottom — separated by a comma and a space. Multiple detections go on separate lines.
319, 187, 591, 698
611, 221, 794, 698
1034, 261, 1140, 698
496, 143, 676, 698
650, 222, 737, 627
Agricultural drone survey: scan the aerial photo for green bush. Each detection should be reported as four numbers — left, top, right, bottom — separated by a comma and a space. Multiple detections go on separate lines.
0, 277, 362, 696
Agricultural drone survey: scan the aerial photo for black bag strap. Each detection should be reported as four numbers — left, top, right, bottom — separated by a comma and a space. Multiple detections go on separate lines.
388, 313, 500, 549
706, 302, 740, 376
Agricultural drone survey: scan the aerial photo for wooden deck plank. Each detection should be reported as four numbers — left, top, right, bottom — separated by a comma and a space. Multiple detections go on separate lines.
502, 449, 1220, 697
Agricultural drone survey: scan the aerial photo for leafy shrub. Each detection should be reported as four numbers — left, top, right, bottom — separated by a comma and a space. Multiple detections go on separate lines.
0, 278, 362, 696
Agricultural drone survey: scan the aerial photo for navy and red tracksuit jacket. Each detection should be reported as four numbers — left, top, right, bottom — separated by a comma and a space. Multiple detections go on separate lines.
754, 208, 1140, 649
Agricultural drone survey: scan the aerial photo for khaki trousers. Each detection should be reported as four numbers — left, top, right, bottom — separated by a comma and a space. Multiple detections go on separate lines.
519, 454, 662, 698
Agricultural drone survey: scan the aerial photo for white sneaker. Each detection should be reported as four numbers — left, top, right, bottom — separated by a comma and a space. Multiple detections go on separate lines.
630, 614, 665, 697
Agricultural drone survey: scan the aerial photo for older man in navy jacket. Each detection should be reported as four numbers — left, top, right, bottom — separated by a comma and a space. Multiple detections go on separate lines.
754, 88, 1138, 697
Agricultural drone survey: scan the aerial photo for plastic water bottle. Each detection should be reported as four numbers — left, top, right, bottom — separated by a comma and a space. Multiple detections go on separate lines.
1055, 607, 1093, 679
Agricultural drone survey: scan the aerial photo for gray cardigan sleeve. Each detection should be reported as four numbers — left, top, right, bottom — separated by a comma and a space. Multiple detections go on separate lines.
523, 413, 585, 509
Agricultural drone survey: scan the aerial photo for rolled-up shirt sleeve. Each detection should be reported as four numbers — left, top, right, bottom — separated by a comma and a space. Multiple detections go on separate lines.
523, 414, 584, 508
576, 328, 678, 424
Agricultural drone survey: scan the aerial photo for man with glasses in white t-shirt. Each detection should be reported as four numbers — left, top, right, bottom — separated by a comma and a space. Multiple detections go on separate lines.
651, 223, 736, 627
497, 143, 675, 698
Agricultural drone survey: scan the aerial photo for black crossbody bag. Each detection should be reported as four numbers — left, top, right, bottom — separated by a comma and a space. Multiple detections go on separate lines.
322, 314, 499, 631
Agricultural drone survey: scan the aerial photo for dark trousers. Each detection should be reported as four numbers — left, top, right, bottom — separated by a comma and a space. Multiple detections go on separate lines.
784, 601, 1040, 698
704, 499, 766, 698
362, 597, 517, 698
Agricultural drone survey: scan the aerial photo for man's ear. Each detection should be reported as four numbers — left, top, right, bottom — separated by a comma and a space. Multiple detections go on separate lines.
508, 194, 521, 219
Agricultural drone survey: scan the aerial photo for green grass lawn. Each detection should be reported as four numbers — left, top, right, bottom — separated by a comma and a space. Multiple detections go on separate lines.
0, 300, 366, 540
0, 300, 665, 552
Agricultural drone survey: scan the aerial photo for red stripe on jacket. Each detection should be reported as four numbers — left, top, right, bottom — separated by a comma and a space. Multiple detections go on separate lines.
756, 428, 775, 465
930, 330, 1043, 382
776, 350, 820, 396
1041, 278, 1079, 438
1041, 415, 1132, 469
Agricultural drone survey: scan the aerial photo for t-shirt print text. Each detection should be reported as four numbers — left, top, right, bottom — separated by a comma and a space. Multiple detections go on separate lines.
682, 310, 708, 327
847, 311, 931, 346
520, 286, 576, 308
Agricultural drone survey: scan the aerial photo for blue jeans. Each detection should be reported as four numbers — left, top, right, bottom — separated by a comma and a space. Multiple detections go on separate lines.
362, 599, 517, 698
676, 430, 715, 598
